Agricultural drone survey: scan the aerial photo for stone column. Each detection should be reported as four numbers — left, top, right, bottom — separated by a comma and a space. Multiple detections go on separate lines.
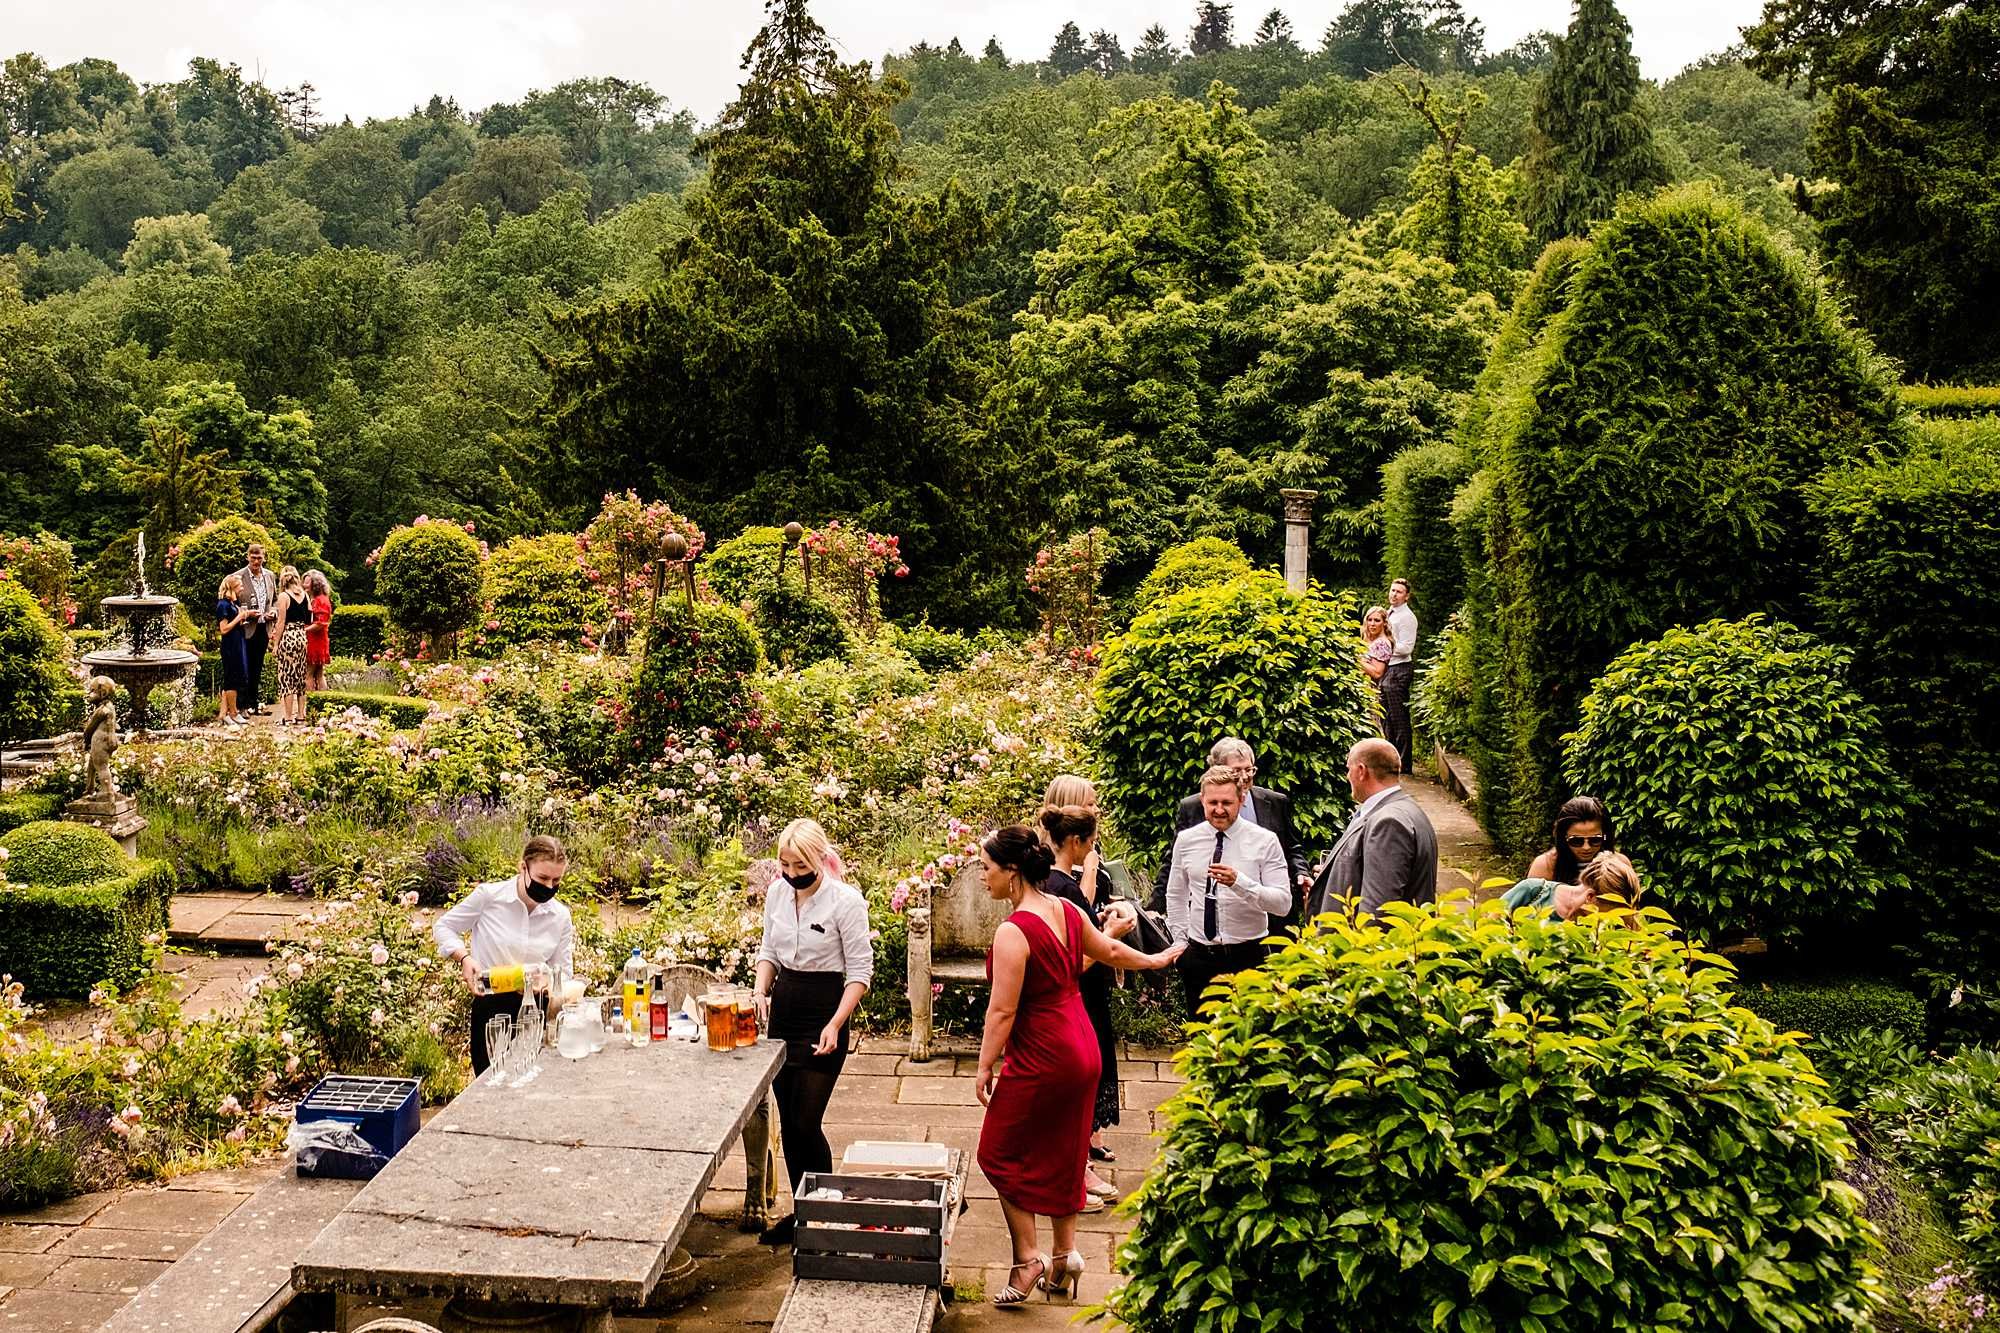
1280, 488, 1319, 593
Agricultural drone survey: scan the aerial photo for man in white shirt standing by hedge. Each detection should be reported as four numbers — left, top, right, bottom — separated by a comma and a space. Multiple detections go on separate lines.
1383, 577, 1419, 775
1165, 767, 1291, 1017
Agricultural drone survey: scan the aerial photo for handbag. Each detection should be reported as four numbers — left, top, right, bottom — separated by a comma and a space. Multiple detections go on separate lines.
1102, 859, 1175, 956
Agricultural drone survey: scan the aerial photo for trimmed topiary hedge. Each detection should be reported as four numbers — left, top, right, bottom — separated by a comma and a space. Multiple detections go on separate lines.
0, 820, 134, 887
699, 526, 788, 606
0, 860, 176, 998
1095, 572, 1376, 867
1565, 617, 1909, 944
1900, 384, 2000, 418
374, 520, 484, 646
0, 792, 63, 835
1478, 186, 1905, 852
885, 619, 976, 674
1811, 419, 2000, 1032
0, 579, 69, 744
483, 533, 606, 647
306, 692, 435, 728
1108, 902, 1876, 1331
751, 583, 850, 670
169, 516, 278, 637
1382, 440, 1473, 621
1131, 537, 1254, 613
1733, 976, 1927, 1049
330, 604, 387, 659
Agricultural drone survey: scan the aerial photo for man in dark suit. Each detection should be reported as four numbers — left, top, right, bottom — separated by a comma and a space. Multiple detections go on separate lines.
1175, 738, 1311, 938
1305, 738, 1439, 922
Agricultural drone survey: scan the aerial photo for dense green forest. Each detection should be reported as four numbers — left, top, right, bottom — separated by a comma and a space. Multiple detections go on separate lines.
1, 0, 1989, 626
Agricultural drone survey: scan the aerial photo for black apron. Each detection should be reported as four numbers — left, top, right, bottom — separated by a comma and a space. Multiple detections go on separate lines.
768, 967, 850, 1075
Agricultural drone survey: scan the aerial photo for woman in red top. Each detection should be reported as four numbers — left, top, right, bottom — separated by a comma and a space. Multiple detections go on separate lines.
303, 570, 333, 693
974, 825, 1182, 1306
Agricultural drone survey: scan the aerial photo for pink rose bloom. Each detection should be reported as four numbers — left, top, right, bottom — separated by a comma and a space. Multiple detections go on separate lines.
370, 943, 390, 967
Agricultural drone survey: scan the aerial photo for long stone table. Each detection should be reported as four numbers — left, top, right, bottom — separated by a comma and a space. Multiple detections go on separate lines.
290, 1034, 783, 1328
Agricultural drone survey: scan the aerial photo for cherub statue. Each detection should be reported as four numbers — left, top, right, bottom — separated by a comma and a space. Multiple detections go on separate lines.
81, 675, 120, 799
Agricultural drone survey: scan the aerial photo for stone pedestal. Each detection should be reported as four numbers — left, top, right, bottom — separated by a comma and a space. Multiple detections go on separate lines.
1280, 488, 1319, 593
65, 794, 146, 859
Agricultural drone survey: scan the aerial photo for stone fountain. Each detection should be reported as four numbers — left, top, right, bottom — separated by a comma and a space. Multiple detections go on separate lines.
79, 535, 200, 737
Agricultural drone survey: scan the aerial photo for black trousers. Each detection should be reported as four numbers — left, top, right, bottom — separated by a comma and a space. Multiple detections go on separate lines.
769, 969, 850, 1195
1177, 939, 1267, 1017
242, 628, 269, 710
1381, 661, 1415, 773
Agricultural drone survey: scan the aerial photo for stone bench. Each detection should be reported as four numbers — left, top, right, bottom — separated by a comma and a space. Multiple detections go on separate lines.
905, 860, 1146, 1061
100, 1172, 363, 1333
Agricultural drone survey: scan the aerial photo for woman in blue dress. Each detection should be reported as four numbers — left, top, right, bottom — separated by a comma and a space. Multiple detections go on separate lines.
216, 574, 253, 727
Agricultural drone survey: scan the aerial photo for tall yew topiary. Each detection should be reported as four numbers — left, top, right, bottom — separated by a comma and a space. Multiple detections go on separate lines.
1520, 0, 1669, 244
1382, 441, 1472, 621
1106, 903, 1877, 1331
1565, 617, 1909, 943
1094, 572, 1375, 866
1812, 419, 2000, 1029
1480, 186, 1904, 851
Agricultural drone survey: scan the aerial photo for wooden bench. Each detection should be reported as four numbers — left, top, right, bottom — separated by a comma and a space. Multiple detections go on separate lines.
904, 862, 1146, 1060
769, 1150, 968, 1333
100, 1173, 363, 1333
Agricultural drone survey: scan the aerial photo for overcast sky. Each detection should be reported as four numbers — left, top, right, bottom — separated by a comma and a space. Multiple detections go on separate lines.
12, 0, 1762, 126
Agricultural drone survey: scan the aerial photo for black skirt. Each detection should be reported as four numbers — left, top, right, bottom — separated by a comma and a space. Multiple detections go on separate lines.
769, 967, 850, 1076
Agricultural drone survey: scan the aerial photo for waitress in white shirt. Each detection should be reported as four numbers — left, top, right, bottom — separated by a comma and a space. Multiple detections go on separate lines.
432, 834, 575, 1075
752, 818, 873, 1245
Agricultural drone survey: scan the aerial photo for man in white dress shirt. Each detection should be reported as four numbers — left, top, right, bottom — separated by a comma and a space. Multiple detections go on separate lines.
1165, 766, 1291, 1015
1382, 577, 1419, 774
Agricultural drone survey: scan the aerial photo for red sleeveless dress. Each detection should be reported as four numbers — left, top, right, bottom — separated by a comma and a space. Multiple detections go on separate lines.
976, 901, 1102, 1216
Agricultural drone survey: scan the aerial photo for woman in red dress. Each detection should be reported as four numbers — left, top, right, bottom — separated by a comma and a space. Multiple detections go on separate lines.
303, 570, 332, 693
974, 825, 1183, 1306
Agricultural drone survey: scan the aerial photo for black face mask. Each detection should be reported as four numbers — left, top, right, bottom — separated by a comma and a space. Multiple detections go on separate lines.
525, 875, 560, 903
783, 870, 819, 891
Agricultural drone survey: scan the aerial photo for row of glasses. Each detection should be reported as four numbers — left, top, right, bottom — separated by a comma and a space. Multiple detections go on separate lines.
480, 1004, 547, 1088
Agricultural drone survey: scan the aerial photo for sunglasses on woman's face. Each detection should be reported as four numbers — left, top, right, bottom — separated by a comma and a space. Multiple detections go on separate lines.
1566, 834, 1607, 849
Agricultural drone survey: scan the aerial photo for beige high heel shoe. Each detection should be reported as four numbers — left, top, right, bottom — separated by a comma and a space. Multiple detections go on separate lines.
994, 1254, 1048, 1308
1042, 1249, 1085, 1300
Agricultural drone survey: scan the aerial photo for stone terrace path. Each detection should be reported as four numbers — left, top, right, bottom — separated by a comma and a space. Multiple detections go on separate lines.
0, 1035, 1181, 1331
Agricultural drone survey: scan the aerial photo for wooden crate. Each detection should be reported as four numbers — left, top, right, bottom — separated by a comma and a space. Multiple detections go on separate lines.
792, 1171, 949, 1287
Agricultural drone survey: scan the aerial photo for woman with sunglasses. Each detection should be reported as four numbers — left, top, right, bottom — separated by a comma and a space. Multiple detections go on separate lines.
1526, 796, 1616, 885
433, 834, 575, 1075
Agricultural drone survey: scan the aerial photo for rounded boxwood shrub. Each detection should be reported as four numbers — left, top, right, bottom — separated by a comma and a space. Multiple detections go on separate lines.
1107, 903, 1876, 1332
699, 526, 788, 606
1095, 572, 1376, 866
1478, 187, 1905, 853
0, 579, 69, 743
627, 601, 765, 757
1565, 617, 1909, 943
0, 820, 134, 887
1132, 537, 1253, 611
483, 533, 607, 647
374, 519, 485, 645
168, 515, 278, 623
751, 583, 850, 670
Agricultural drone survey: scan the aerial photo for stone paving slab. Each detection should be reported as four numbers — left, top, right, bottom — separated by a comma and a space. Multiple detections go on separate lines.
8, 1192, 118, 1226
50, 1229, 205, 1261
90, 1189, 245, 1235
0, 1226, 64, 1255
0, 1286, 133, 1330
0, 1254, 61, 1289
43, 1255, 172, 1294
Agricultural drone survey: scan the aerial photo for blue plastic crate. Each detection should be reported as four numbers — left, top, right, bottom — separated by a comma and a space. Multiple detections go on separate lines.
295, 1075, 420, 1179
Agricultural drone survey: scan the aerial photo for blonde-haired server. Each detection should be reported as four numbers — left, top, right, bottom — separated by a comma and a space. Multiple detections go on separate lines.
752, 818, 872, 1245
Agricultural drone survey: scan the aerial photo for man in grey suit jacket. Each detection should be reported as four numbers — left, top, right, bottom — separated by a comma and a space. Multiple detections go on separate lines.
1305, 738, 1438, 921
231, 543, 279, 716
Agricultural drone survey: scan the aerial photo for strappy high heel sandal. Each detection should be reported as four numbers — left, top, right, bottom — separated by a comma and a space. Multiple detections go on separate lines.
1042, 1249, 1085, 1301
994, 1254, 1047, 1307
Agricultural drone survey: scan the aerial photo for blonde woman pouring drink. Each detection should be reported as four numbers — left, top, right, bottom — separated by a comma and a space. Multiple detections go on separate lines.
432, 835, 575, 1075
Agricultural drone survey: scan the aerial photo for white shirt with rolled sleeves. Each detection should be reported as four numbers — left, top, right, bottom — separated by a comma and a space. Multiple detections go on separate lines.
431, 877, 575, 989
1388, 604, 1419, 665
1165, 817, 1291, 946
755, 876, 874, 988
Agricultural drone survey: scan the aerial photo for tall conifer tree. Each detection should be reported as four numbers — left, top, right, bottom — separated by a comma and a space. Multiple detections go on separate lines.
1519, 0, 1667, 243
1047, 22, 1092, 78
1133, 24, 1182, 73
1189, 2, 1235, 55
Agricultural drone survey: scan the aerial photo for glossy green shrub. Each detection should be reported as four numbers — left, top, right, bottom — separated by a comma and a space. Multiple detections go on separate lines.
1412, 613, 1479, 757
0, 820, 133, 887
1132, 537, 1253, 611
374, 521, 484, 643
0, 792, 62, 835
0, 580, 68, 743
627, 601, 765, 757
168, 516, 279, 622
1865, 1047, 2000, 1282
0, 860, 175, 998
699, 526, 788, 606
1565, 618, 1909, 943
884, 618, 975, 674
1734, 977, 1927, 1049
1480, 188, 1904, 852
751, 582, 850, 670
1811, 421, 2000, 1035
306, 692, 435, 728
1106, 902, 1875, 1332
1382, 440, 1473, 619
329, 603, 386, 658
483, 533, 606, 647
1095, 572, 1375, 866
